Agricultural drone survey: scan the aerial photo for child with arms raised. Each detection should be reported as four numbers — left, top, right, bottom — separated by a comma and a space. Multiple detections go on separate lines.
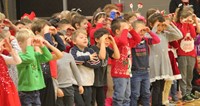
16, 29, 53, 106
110, 18, 141, 106
91, 28, 120, 106
130, 19, 160, 106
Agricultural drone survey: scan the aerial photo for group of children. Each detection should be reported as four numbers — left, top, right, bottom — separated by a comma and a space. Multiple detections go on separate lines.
1, 2, 200, 106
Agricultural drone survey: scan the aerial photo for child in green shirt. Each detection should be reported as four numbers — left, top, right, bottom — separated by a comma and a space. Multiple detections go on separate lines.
16, 28, 52, 106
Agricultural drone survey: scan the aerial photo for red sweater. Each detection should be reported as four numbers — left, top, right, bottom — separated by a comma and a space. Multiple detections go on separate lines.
111, 29, 141, 78
175, 23, 196, 57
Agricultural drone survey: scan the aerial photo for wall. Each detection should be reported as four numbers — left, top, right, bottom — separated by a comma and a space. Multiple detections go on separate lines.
111, 0, 171, 16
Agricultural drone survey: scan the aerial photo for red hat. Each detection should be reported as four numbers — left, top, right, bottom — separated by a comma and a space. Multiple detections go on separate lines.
21, 11, 36, 20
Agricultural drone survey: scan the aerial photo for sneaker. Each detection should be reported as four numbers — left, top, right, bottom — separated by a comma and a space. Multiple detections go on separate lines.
182, 94, 194, 102
195, 91, 200, 99
190, 93, 199, 99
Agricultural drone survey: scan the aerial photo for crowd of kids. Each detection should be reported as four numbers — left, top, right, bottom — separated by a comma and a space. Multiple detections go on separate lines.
1, 1, 200, 106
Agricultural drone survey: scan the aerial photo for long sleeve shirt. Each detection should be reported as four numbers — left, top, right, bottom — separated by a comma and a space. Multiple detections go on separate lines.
17, 46, 52, 91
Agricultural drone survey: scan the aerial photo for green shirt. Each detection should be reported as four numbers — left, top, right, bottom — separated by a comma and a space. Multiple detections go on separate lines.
17, 46, 52, 91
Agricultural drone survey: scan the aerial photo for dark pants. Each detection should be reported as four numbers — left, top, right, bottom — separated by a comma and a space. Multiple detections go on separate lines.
91, 86, 105, 106
192, 86, 200, 94
19, 91, 41, 106
56, 86, 74, 106
73, 85, 92, 106
151, 80, 165, 106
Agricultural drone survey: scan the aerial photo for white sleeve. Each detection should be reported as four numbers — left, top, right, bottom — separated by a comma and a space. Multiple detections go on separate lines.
1, 50, 22, 65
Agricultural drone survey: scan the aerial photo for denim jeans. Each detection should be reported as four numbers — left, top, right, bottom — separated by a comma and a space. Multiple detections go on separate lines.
112, 77, 131, 106
130, 71, 150, 106
19, 91, 41, 106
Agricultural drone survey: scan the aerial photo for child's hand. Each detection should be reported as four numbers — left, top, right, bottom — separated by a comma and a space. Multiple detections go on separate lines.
146, 27, 151, 33
90, 52, 98, 61
99, 34, 108, 43
192, 14, 198, 23
79, 86, 84, 94
43, 39, 51, 47
33, 37, 45, 47
108, 35, 115, 44
3, 19, 13, 27
49, 26, 57, 35
57, 88, 64, 97
3, 38, 13, 52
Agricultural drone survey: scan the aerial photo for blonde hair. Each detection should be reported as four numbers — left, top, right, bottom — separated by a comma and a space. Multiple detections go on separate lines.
71, 29, 87, 41
16, 28, 35, 43
0, 12, 5, 20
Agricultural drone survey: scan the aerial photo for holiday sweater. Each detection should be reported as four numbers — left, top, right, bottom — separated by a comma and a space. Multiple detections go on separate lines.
175, 23, 197, 57
111, 29, 141, 78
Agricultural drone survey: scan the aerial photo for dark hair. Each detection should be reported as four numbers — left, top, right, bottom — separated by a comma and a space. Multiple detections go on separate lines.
132, 20, 145, 29
91, 8, 107, 27
94, 28, 110, 39
31, 19, 51, 34
56, 19, 70, 28
124, 12, 137, 21
147, 13, 165, 29
71, 15, 87, 29
111, 18, 127, 34
15, 21, 25, 26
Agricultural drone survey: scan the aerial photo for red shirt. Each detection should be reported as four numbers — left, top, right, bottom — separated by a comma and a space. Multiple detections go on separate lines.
111, 29, 141, 78
175, 23, 196, 57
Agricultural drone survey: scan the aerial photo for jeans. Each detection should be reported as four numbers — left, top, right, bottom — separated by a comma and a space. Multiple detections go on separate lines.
73, 85, 92, 106
19, 91, 41, 106
56, 86, 74, 106
112, 78, 131, 106
130, 71, 150, 106
170, 80, 178, 101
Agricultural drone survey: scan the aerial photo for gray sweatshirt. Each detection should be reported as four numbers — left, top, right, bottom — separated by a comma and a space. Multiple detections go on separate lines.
57, 52, 82, 88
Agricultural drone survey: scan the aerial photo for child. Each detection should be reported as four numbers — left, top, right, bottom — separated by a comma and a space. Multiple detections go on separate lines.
16, 28, 53, 106
110, 18, 141, 106
0, 32, 21, 106
56, 19, 75, 53
174, 5, 200, 101
71, 15, 88, 30
70, 29, 101, 106
56, 30, 84, 106
31, 19, 64, 106
147, 11, 183, 105
130, 19, 160, 106
91, 28, 120, 106
90, 10, 108, 45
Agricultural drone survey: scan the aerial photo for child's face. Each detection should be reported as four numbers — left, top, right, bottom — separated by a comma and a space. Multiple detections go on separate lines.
96, 34, 110, 47
135, 23, 147, 38
180, 15, 193, 24
117, 22, 129, 36
0, 19, 5, 29
97, 17, 107, 27
79, 19, 88, 30
129, 16, 137, 24
153, 21, 166, 34
73, 33, 88, 48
